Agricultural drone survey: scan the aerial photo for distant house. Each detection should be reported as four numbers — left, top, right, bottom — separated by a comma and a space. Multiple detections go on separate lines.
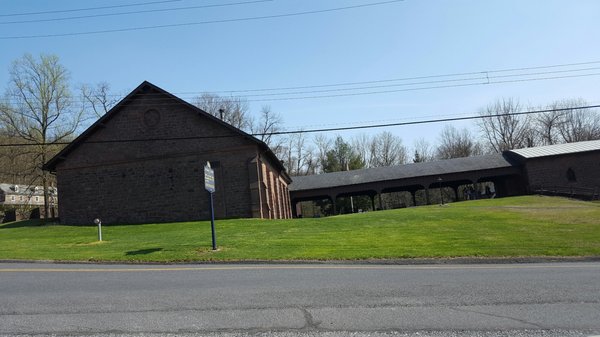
0, 183, 57, 207
0, 183, 58, 221
43, 81, 292, 225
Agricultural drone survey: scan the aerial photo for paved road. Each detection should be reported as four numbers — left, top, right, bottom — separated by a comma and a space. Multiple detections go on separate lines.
0, 262, 599, 336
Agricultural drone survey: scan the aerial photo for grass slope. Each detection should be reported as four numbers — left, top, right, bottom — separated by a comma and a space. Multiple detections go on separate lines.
1, 196, 599, 262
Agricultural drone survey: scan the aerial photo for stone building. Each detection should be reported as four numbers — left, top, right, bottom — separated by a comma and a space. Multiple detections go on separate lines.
0, 183, 46, 207
44, 81, 292, 225
0, 183, 58, 221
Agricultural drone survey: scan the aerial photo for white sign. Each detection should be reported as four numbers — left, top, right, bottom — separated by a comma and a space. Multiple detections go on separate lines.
204, 162, 215, 193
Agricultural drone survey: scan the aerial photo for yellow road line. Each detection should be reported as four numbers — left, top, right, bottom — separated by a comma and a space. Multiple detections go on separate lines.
0, 264, 599, 273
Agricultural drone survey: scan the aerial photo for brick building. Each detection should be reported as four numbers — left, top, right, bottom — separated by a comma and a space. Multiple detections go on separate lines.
44, 81, 292, 225
508, 140, 600, 197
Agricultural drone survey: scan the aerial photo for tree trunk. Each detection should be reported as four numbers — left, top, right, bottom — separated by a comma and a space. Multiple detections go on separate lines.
42, 152, 49, 222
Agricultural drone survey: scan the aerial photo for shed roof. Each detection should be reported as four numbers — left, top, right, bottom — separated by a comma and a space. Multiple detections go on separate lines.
508, 139, 600, 159
289, 153, 514, 191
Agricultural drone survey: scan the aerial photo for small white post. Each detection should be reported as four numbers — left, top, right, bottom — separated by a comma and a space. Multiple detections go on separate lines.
94, 218, 102, 241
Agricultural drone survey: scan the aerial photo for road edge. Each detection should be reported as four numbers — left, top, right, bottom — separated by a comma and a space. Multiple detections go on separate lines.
1, 256, 600, 265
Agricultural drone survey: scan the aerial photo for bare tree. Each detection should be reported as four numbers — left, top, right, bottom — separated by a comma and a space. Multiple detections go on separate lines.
194, 93, 251, 130
351, 134, 371, 166
436, 125, 482, 159
314, 134, 332, 173
0, 129, 37, 184
251, 105, 283, 150
281, 134, 301, 176
554, 99, 600, 143
477, 98, 536, 152
0, 53, 84, 218
535, 102, 563, 145
194, 95, 285, 152
412, 137, 434, 162
368, 131, 408, 167
299, 145, 317, 175
81, 82, 120, 117
280, 132, 317, 176
350, 132, 407, 168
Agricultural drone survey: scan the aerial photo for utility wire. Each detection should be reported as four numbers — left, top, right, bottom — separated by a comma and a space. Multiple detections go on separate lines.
241, 72, 600, 102
128, 67, 600, 100
1, 104, 598, 147
2, 68, 599, 106
211, 61, 600, 95
179, 67, 600, 98
269, 104, 600, 136
0, 0, 184, 17
1, 60, 593, 102
13, 60, 597, 100
0, 0, 404, 40
0, 0, 274, 25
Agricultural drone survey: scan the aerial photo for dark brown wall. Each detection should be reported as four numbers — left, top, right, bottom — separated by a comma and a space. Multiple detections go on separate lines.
54, 90, 272, 224
259, 157, 292, 219
523, 151, 600, 193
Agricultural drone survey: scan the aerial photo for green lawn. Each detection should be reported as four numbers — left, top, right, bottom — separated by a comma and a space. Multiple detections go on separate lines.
1, 196, 599, 262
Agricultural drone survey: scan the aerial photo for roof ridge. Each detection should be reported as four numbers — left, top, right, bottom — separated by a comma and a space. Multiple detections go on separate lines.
43, 81, 287, 176
508, 139, 600, 159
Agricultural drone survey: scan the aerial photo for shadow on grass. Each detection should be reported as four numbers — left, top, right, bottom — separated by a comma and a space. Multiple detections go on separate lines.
0, 219, 49, 229
125, 248, 163, 256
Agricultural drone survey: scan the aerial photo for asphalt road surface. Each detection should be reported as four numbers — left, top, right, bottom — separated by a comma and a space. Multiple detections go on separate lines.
1, 262, 599, 337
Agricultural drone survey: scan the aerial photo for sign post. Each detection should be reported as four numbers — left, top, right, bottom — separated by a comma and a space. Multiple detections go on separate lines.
204, 162, 217, 250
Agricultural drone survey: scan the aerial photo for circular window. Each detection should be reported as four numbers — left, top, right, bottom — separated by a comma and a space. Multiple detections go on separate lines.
143, 109, 161, 128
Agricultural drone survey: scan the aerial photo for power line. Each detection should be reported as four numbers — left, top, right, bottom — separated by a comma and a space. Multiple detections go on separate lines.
67, 60, 600, 98
270, 104, 600, 136
2, 67, 599, 107
241, 72, 600, 102
0, 0, 404, 40
0, 0, 184, 17
187, 67, 600, 98
1, 104, 598, 148
2, 60, 595, 104
211, 61, 600, 95
0, 0, 274, 25
179, 71, 600, 103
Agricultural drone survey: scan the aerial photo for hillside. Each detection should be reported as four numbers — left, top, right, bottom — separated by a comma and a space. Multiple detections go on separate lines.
0, 196, 599, 262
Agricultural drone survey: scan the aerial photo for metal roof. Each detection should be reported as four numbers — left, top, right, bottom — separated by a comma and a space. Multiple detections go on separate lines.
508, 139, 600, 159
289, 153, 514, 191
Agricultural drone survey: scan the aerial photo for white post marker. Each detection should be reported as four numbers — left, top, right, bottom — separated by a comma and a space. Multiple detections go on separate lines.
94, 218, 102, 241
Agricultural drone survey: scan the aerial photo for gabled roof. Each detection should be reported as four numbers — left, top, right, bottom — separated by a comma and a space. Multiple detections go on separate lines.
43, 81, 288, 178
508, 139, 600, 159
289, 153, 516, 191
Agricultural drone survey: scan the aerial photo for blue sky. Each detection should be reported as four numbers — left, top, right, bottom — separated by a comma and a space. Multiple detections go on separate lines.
1, 0, 599, 149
